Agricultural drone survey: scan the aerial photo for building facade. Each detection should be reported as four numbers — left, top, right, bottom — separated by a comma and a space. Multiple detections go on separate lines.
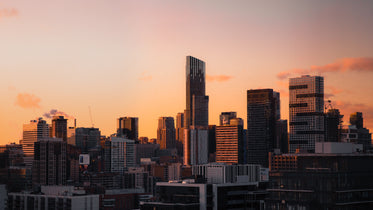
289, 75, 324, 153
184, 56, 209, 166
247, 89, 277, 167
51, 116, 67, 141
117, 117, 139, 141
157, 117, 176, 150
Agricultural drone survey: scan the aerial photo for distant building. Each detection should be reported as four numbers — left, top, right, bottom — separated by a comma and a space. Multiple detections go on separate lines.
140, 181, 267, 210
208, 125, 216, 162
175, 113, 184, 156
32, 138, 67, 186
275, 119, 288, 153
289, 75, 324, 153
184, 56, 209, 166
247, 89, 277, 167
192, 163, 261, 184
75, 127, 101, 152
135, 143, 160, 165
267, 153, 373, 209
215, 118, 244, 164
184, 126, 208, 165
139, 137, 149, 144
22, 118, 49, 167
350, 112, 363, 129
325, 108, 343, 142
157, 117, 176, 150
219, 112, 237, 126
8, 186, 99, 210
110, 137, 135, 173
51, 116, 67, 141
117, 117, 139, 141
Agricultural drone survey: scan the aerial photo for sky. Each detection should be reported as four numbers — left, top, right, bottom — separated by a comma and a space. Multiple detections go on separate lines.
1, 0, 373, 144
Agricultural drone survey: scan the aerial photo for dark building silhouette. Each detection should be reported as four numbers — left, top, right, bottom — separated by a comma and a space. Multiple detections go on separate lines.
184, 56, 209, 128
117, 117, 139, 142
75, 127, 101, 153
32, 138, 67, 186
267, 153, 373, 209
175, 113, 184, 156
157, 117, 176, 150
51, 116, 67, 141
247, 89, 276, 167
350, 112, 363, 129
325, 108, 343, 142
276, 119, 288, 153
208, 125, 216, 162
184, 56, 209, 165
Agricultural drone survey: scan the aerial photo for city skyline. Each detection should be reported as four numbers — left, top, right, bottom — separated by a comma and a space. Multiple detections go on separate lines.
1, 1, 373, 144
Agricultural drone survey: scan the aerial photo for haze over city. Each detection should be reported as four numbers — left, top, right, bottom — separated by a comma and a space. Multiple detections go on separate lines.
1, 0, 373, 144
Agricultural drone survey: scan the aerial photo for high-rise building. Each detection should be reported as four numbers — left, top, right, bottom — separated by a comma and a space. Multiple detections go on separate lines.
184, 56, 209, 128
247, 89, 276, 167
289, 75, 324, 153
184, 56, 209, 166
325, 109, 343, 142
51, 116, 67, 141
208, 125, 216, 162
22, 118, 50, 167
350, 112, 363, 129
175, 113, 184, 156
32, 138, 67, 186
219, 112, 237, 126
117, 117, 139, 141
216, 118, 244, 164
75, 127, 101, 153
157, 117, 176, 150
341, 112, 372, 151
110, 137, 135, 174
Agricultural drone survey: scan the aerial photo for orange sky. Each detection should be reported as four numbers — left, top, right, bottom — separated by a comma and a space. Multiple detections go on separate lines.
1, 0, 373, 144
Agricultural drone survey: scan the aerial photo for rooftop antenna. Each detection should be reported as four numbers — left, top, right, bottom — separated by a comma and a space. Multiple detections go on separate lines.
89, 106, 94, 128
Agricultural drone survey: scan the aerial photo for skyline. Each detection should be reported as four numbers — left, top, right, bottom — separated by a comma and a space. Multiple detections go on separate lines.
1, 1, 373, 144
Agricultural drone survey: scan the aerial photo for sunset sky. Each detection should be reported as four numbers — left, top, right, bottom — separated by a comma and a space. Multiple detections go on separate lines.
1, 0, 373, 144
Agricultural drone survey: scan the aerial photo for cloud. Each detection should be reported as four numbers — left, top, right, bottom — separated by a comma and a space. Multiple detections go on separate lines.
325, 86, 346, 99
206, 75, 233, 82
0, 8, 18, 19
277, 57, 373, 79
14, 93, 41, 109
139, 72, 152, 81
43, 109, 74, 119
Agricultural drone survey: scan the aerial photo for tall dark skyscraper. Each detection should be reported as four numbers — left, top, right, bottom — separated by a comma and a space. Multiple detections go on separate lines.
184, 56, 209, 165
75, 127, 101, 152
247, 89, 276, 167
51, 116, 67, 141
289, 75, 324, 153
184, 56, 209, 128
157, 117, 176, 150
117, 117, 139, 141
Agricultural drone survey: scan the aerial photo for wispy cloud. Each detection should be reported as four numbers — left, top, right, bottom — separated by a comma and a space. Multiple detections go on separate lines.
0, 8, 18, 19
43, 109, 74, 119
14, 93, 41, 109
325, 86, 346, 99
138, 72, 152, 81
206, 74, 233, 82
277, 57, 373, 79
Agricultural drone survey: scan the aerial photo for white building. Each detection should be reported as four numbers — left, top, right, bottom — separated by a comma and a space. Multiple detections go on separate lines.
289, 75, 324, 153
110, 137, 135, 173
192, 163, 261, 184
